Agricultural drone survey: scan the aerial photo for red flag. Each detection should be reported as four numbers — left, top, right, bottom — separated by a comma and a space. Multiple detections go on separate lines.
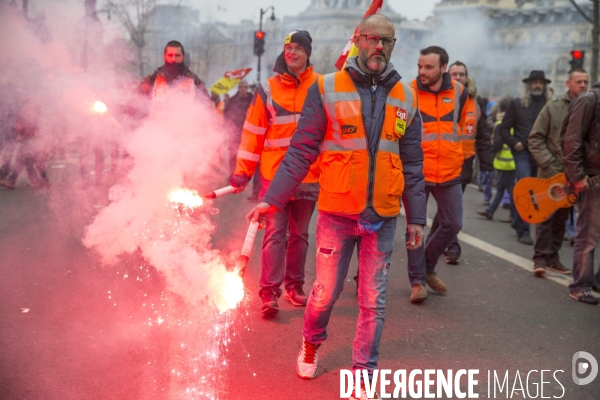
334, 0, 384, 71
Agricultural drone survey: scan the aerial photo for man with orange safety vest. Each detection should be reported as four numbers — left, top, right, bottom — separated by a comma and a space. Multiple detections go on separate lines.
245, 15, 426, 398
229, 30, 321, 315
429, 61, 493, 265
140, 40, 207, 101
407, 46, 468, 304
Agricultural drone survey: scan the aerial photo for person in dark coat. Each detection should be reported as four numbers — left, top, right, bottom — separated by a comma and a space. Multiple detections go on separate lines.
496, 70, 553, 245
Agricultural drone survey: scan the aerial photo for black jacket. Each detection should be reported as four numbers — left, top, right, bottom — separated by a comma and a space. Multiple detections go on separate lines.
497, 95, 546, 150
223, 91, 253, 131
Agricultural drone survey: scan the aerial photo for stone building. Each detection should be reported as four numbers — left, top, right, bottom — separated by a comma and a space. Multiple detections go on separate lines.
142, 1, 431, 88
433, 0, 595, 98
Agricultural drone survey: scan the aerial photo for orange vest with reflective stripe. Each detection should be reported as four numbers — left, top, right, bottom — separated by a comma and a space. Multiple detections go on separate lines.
461, 94, 480, 159
235, 66, 321, 183
411, 79, 464, 184
318, 71, 417, 217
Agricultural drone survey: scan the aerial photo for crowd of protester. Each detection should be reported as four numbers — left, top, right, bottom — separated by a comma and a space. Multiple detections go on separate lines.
2, 13, 599, 400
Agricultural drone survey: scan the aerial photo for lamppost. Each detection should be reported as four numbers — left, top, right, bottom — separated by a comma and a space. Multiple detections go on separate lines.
256, 6, 275, 84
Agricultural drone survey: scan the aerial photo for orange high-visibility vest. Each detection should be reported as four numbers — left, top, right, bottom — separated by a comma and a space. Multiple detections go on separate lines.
461, 94, 481, 159
318, 70, 417, 217
235, 66, 321, 183
411, 79, 464, 184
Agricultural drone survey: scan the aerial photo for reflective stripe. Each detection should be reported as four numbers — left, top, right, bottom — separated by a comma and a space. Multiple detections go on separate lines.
378, 139, 400, 156
272, 114, 300, 125
422, 133, 460, 142
495, 156, 514, 162
261, 80, 277, 124
322, 138, 367, 151
461, 133, 476, 140
264, 137, 291, 147
327, 92, 361, 102
322, 74, 341, 137
243, 121, 267, 135
237, 149, 260, 162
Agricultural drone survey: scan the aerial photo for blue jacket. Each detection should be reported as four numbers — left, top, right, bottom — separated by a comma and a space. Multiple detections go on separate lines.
263, 57, 427, 226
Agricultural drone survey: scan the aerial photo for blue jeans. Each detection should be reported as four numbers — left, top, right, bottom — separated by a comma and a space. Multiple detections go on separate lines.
480, 170, 494, 202
407, 183, 463, 283
259, 199, 316, 297
425, 183, 463, 272
512, 149, 537, 238
485, 170, 515, 216
302, 212, 396, 374
570, 187, 600, 294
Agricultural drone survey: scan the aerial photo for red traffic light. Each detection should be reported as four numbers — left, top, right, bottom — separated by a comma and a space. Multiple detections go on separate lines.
255, 30, 265, 40
572, 49, 583, 59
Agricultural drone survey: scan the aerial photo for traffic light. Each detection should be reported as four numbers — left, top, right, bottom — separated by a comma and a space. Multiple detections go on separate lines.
569, 49, 585, 71
254, 30, 265, 56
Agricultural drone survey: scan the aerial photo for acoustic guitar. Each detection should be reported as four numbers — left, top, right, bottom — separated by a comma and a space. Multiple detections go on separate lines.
513, 172, 600, 224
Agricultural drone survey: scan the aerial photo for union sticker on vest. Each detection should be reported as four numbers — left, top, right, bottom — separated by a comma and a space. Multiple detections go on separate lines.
395, 106, 407, 136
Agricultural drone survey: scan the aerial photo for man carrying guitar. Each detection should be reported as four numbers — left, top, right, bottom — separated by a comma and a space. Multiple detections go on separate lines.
528, 68, 589, 276
561, 81, 600, 305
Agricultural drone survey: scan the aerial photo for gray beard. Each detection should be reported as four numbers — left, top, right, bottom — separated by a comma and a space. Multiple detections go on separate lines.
531, 88, 544, 96
366, 58, 386, 74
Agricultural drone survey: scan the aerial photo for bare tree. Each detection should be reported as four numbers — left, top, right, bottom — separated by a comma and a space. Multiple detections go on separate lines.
105, 0, 156, 76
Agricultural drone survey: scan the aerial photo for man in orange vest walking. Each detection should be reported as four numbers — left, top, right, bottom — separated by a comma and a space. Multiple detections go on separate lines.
407, 46, 468, 302
230, 31, 321, 315
246, 15, 426, 398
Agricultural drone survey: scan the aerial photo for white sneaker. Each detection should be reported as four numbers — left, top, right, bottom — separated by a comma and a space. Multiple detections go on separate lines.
348, 380, 381, 399
296, 339, 320, 379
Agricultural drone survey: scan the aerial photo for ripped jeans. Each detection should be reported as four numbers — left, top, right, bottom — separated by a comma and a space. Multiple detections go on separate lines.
302, 212, 396, 374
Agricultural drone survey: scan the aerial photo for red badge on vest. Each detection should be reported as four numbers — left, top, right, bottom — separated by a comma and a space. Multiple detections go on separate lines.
394, 107, 407, 136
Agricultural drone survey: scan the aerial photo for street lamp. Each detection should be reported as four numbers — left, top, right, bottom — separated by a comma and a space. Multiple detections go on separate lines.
256, 6, 275, 84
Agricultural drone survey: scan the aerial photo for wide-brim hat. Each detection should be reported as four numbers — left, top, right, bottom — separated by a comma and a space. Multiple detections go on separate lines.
523, 70, 551, 84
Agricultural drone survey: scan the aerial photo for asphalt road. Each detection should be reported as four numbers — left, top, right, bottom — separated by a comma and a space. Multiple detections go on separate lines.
0, 164, 598, 400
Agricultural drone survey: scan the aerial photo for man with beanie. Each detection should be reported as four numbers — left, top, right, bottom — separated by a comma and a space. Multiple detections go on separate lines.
140, 40, 208, 101
496, 70, 552, 245
245, 15, 425, 399
230, 30, 321, 315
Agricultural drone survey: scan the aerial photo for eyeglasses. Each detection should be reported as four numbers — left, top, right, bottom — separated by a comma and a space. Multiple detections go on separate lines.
357, 34, 396, 46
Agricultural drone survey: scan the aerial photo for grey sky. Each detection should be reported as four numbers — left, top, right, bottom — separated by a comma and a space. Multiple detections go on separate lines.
191, 0, 438, 24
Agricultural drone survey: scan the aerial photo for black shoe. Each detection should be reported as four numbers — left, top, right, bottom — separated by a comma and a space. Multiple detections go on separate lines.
284, 286, 308, 306
518, 235, 534, 245
476, 209, 492, 220
533, 261, 546, 277
592, 286, 600, 294
569, 291, 599, 305
547, 260, 571, 275
502, 203, 510, 210
260, 292, 279, 314
445, 252, 459, 265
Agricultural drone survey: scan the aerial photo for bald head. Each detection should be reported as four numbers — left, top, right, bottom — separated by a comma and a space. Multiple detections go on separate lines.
357, 14, 395, 36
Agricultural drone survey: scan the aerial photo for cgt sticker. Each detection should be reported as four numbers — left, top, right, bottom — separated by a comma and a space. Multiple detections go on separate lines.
395, 107, 407, 136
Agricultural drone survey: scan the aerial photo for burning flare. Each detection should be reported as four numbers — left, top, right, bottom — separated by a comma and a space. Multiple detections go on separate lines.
216, 270, 245, 313
91, 100, 108, 114
169, 188, 204, 210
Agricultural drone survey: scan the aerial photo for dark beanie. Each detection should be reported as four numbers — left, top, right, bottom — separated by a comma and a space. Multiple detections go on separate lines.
284, 30, 312, 58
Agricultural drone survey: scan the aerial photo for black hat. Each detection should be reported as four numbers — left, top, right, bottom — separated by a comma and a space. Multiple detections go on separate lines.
522, 70, 551, 84
284, 30, 312, 57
